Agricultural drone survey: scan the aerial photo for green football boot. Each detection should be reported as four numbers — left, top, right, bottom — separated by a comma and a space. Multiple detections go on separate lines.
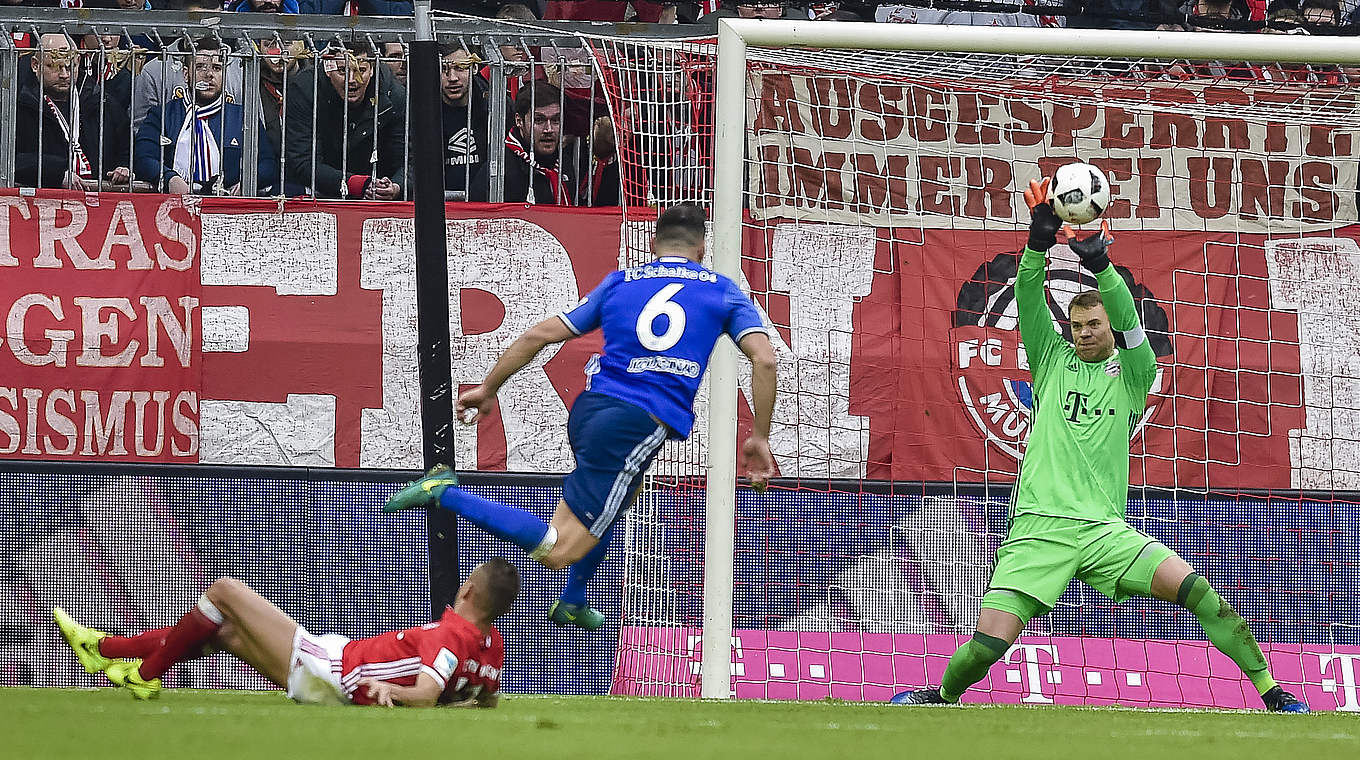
548, 601, 606, 631
53, 607, 113, 675
384, 464, 458, 513
105, 660, 162, 700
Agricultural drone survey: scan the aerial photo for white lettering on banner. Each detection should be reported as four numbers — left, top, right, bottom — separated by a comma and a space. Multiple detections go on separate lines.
32, 198, 94, 268
200, 395, 335, 466
357, 218, 580, 470
748, 75, 1360, 231
765, 224, 872, 479
358, 217, 421, 468
5, 294, 196, 370
1266, 237, 1360, 489
99, 200, 154, 270
7, 294, 74, 367
446, 219, 579, 471
1320, 653, 1360, 712
1005, 643, 1060, 704
0, 196, 31, 267
0, 386, 195, 458
641, 223, 872, 478
201, 213, 338, 295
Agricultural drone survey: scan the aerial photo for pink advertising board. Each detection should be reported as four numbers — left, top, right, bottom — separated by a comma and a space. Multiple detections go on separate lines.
615, 628, 1360, 711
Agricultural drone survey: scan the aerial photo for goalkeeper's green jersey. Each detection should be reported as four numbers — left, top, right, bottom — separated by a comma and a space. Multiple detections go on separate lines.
1013, 246, 1158, 523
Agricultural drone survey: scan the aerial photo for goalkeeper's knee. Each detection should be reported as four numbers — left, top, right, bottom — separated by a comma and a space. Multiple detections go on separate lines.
1175, 572, 1218, 615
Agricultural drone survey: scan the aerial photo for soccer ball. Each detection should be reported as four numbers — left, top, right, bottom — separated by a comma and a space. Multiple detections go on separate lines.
1050, 162, 1110, 225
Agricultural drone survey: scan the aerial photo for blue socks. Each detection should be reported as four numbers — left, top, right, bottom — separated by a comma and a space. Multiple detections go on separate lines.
559, 526, 613, 607
438, 487, 551, 555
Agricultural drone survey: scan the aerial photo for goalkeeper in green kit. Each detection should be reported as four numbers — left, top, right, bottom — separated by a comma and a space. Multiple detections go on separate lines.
891, 178, 1308, 713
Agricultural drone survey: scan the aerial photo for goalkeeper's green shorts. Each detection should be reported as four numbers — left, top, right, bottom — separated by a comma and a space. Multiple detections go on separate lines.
982, 513, 1176, 617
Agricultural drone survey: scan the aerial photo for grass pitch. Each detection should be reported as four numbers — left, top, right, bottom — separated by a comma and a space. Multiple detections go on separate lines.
7, 688, 1357, 760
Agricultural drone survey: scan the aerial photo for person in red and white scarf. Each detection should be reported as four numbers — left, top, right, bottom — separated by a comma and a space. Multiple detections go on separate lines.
15, 34, 113, 190
469, 81, 576, 205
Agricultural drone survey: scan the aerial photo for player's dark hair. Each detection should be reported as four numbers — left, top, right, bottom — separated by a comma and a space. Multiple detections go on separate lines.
515, 81, 561, 118
654, 204, 707, 250
473, 557, 520, 620
1070, 290, 1104, 311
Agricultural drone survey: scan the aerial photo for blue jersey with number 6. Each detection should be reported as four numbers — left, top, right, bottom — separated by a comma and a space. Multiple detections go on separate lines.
557, 256, 766, 438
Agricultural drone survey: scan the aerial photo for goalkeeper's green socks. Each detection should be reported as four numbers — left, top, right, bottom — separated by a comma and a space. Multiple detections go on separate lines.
1178, 573, 1278, 695
938, 632, 1011, 703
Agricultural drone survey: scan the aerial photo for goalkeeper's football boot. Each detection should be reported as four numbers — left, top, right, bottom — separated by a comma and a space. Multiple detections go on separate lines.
105, 660, 162, 700
547, 601, 606, 631
384, 464, 458, 512
889, 688, 951, 705
1261, 686, 1310, 713
53, 607, 113, 675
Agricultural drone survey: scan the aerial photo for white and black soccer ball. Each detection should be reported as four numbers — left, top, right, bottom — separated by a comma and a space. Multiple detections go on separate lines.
1050, 162, 1110, 226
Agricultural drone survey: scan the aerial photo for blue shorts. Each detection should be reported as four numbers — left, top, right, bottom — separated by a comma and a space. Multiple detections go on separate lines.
563, 391, 670, 538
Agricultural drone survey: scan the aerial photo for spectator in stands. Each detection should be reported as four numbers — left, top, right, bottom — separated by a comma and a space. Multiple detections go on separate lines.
706, 0, 807, 20
134, 40, 279, 196
575, 115, 619, 206
133, 1, 247, 136
257, 38, 301, 160
300, 0, 415, 13
1300, 0, 1341, 25
76, 33, 135, 187
1182, 0, 1252, 28
225, 0, 299, 12
875, 0, 1061, 27
469, 81, 575, 204
285, 41, 408, 199
484, 4, 538, 104
382, 42, 408, 86
16, 34, 130, 190
544, 0, 678, 22
439, 44, 503, 197
1068, 0, 1175, 30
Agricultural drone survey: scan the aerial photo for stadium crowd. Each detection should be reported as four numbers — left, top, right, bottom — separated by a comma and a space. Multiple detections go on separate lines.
4, 0, 1356, 200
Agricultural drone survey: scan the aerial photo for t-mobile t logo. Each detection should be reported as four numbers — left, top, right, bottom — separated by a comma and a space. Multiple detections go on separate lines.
1004, 643, 1059, 703
1320, 653, 1360, 711
1063, 391, 1089, 423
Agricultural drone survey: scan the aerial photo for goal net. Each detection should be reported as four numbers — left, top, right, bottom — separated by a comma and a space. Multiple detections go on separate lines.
595, 23, 1360, 708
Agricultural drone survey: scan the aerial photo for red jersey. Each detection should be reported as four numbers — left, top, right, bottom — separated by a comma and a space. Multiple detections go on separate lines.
340, 607, 503, 705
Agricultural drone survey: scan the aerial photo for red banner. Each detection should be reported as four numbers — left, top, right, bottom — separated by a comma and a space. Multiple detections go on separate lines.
1, 191, 201, 461
3, 193, 1352, 491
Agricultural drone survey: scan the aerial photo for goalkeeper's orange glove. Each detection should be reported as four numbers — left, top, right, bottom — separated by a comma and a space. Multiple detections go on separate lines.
1023, 178, 1061, 252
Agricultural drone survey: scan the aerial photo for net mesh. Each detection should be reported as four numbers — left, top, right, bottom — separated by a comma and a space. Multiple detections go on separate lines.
595, 33, 1360, 705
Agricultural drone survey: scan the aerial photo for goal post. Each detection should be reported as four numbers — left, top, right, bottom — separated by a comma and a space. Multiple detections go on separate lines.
693, 18, 1360, 703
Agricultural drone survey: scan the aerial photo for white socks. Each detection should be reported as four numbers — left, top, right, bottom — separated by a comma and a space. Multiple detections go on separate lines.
197, 595, 224, 624
529, 525, 558, 561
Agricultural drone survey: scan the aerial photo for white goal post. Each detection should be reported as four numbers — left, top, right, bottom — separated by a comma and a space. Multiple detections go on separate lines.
703, 19, 1360, 700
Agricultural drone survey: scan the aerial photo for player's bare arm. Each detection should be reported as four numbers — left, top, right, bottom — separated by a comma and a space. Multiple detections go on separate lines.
358, 674, 443, 708
738, 331, 777, 489
457, 316, 577, 423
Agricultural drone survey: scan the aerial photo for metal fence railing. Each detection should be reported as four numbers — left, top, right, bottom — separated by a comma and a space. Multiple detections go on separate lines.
0, 8, 701, 204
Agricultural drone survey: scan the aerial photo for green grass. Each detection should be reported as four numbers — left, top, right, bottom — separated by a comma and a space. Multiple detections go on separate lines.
6, 688, 1357, 760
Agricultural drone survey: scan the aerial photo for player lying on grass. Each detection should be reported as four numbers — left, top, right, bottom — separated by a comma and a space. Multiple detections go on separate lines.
55, 557, 518, 706
892, 179, 1308, 713
386, 203, 778, 631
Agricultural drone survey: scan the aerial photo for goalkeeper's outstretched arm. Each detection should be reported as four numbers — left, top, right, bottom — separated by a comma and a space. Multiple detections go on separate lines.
1065, 224, 1158, 390
1017, 179, 1064, 376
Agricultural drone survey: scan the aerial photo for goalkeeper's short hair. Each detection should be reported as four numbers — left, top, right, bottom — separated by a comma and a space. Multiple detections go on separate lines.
1071, 290, 1104, 311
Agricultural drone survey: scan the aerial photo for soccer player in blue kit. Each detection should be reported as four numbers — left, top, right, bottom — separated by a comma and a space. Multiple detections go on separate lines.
386, 204, 778, 630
